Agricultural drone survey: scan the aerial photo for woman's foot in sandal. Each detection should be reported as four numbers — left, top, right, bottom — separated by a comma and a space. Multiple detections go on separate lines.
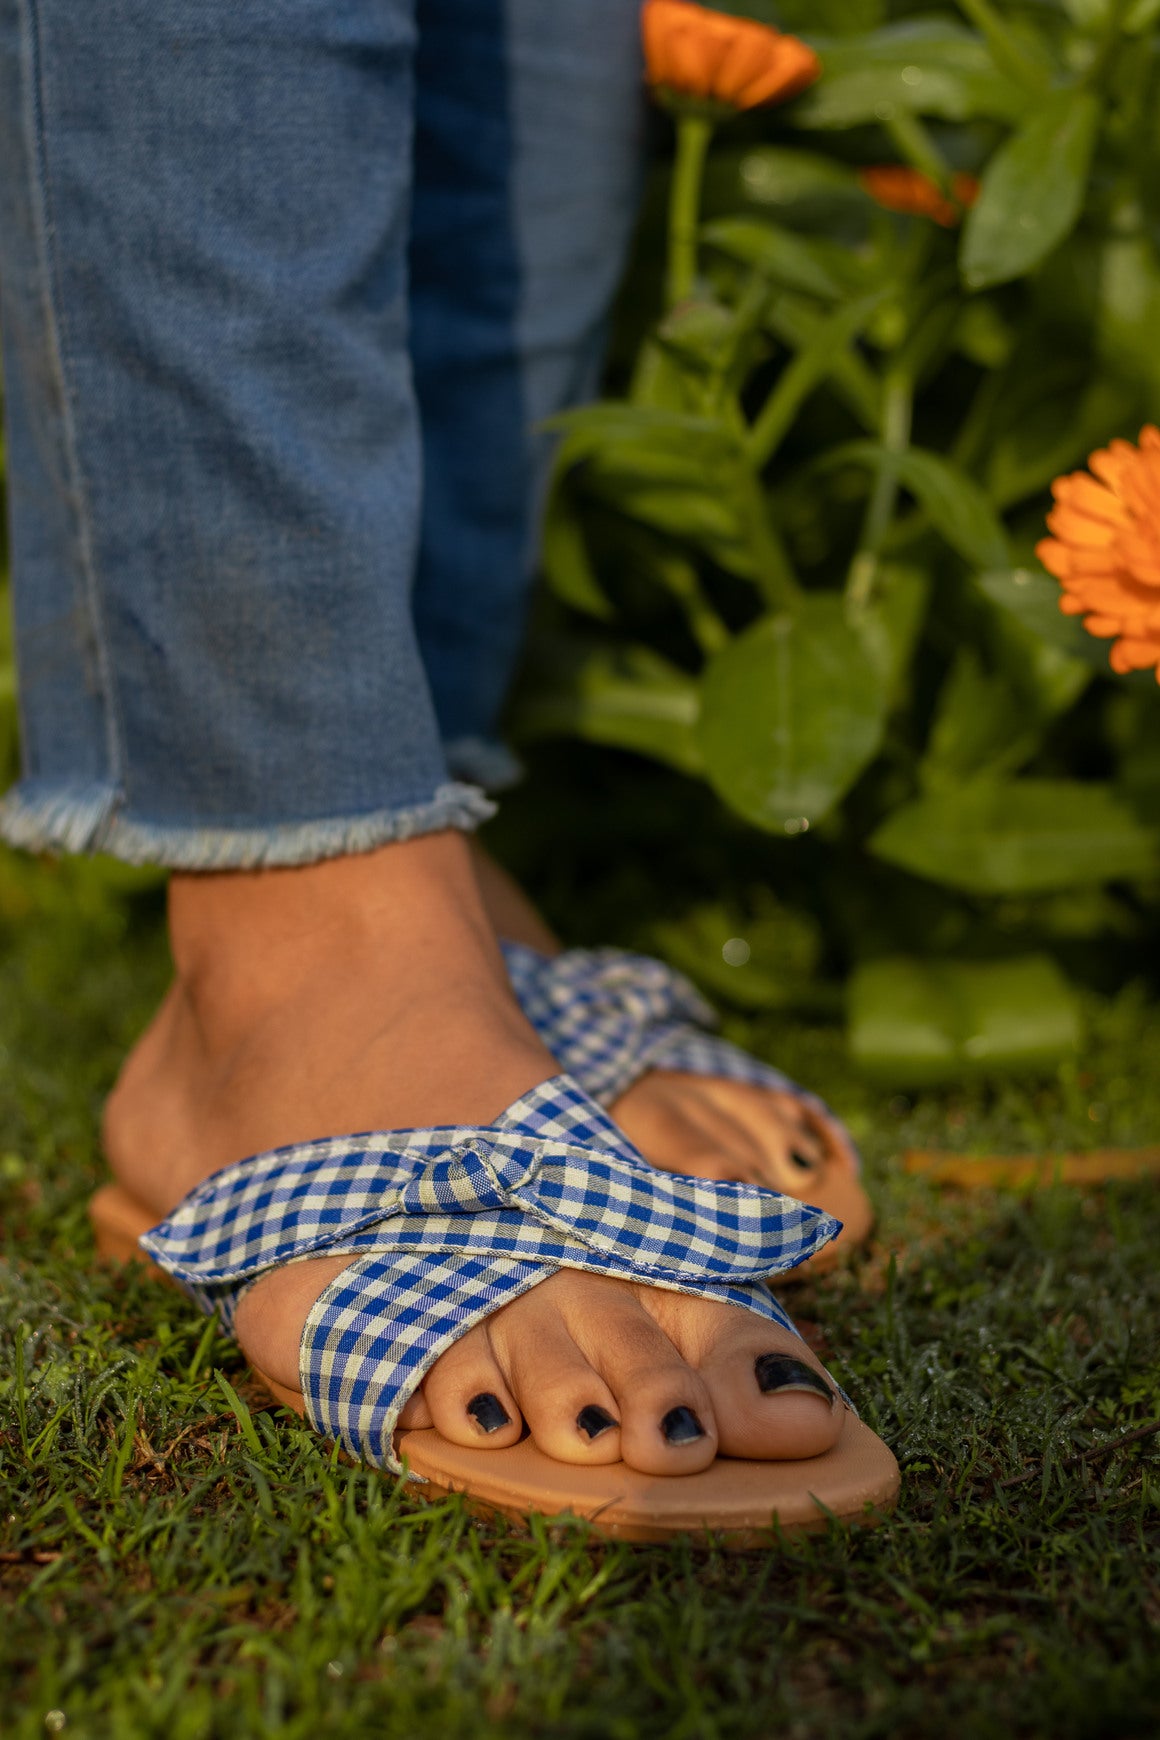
473, 845, 873, 1258
102, 832, 843, 1477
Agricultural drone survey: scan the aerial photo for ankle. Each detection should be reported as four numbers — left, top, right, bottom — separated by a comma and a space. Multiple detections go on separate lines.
167, 830, 505, 1041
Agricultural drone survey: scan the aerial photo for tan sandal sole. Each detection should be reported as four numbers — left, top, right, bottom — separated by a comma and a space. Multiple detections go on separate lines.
89, 1183, 900, 1545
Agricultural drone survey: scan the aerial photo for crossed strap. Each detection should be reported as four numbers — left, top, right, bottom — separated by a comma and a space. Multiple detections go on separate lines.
502, 944, 858, 1168
140, 1074, 840, 1473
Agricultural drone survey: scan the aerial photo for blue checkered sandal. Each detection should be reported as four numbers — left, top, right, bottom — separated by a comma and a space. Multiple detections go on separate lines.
90, 1073, 898, 1543
501, 941, 869, 1255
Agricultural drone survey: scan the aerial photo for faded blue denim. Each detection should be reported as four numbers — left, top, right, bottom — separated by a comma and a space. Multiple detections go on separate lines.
0, 0, 644, 867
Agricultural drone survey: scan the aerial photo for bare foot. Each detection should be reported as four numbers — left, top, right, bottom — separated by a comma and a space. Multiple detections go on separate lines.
103, 832, 841, 1474
472, 844, 873, 1254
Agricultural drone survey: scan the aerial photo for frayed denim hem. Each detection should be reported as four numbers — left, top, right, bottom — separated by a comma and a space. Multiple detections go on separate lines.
443, 735, 524, 793
0, 778, 496, 869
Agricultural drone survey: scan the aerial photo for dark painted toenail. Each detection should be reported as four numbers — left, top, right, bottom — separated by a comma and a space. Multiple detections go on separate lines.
466, 1392, 511, 1433
755, 1354, 834, 1404
660, 1405, 704, 1445
576, 1404, 618, 1440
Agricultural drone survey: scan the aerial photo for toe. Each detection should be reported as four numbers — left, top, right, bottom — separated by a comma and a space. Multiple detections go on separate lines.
700, 1325, 842, 1462
578, 1289, 719, 1476
491, 1272, 718, 1475
611, 1345, 718, 1476
488, 1288, 624, 1464
421, 1322, 524, 1451
397, 1390, 434, 1429
508, 1325, 624, 1465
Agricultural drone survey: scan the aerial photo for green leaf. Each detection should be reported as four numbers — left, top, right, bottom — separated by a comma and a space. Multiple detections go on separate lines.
954, 298, 1016, 370
214, 1373, 264, 1456
641, 292, 775, 416
793, 23, 1026, 129
1065, 0, 1160, 29
540, 482, 614, 620
549, 403, 758, 580
919, 648, 1061, 791
698, 596, 884, 832
649, 895, 824, 1013
869, 779, 1160, 893
716, 146, 863, 215
851, 563, 930, 699
921, 563, 1092, 792
960, 91, 1102, 291
835, 442, 1009, 568
848, 954, 1081, 1086
920, 649, 1022, 789
771, 0, 884, 34
891, 448, 1009, 568
516, 640, 703, 777
1096, 221, 1160, 390
975, 565, 1113, 672
982, 376, 1134, 511
701, 218, 868, 301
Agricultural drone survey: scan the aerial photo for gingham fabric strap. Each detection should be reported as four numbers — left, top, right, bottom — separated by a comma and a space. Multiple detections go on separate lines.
502, 941, 859, 1169
140, 1075, 839, 1473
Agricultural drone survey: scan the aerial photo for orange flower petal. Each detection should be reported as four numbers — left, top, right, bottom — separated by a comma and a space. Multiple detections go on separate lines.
1110, 637, 1160, 672
1083, 615, 1123, 636
858, 165, 965, 227
1038, 427, 1160, 675
1088, 440, 1139, 494
1052, 472, 1130, 526
1046, 505, 1122, 548
642, 0, 820, 110
1035, 536, 1071, 577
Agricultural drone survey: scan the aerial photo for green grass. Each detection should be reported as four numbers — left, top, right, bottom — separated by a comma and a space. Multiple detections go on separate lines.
2, 822, 1159, 1740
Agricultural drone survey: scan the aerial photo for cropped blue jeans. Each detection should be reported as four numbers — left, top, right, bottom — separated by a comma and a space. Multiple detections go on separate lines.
0, 0, 644, 866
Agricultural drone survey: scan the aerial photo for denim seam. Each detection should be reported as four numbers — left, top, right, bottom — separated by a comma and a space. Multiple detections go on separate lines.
0, 777, 496, 869
20, 0, 126, 793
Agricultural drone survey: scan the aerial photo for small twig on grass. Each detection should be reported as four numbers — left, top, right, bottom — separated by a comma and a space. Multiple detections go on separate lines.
997, 1418, 1160, 1491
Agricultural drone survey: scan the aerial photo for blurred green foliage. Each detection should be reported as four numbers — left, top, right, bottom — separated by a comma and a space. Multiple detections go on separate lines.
511, 0, 1160, 1082
1, 2, 1158, 1085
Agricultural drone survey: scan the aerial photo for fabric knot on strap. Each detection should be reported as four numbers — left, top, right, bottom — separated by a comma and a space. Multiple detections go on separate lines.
395, 1143, 527, 1215
140, 1074, 840, 1473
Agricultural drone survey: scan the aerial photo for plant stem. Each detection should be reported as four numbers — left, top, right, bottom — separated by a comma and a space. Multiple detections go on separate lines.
666, 114, 714, 310
1084, 0, 1130, 91
952, 0, 1048, 90
746, 291, 889, 471
766, 300, 883, 433
846, 370, 913, 608
885, 111, 951, 188
738, 467, 802, 614
659, 555, 731, 656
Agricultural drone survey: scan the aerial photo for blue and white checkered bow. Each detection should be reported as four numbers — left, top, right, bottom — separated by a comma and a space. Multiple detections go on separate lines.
503, 942, 860, 1170
141, 1074, 840, 1472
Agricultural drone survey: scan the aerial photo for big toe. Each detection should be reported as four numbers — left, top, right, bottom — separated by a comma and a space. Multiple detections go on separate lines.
702, 1328, 842, 1461
641, 1290, 844, 1463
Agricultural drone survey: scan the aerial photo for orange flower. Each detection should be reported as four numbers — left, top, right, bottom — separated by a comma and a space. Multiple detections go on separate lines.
1037, 425, 1160, 682
642, 0, 821, 111
858, 166, 981, 228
